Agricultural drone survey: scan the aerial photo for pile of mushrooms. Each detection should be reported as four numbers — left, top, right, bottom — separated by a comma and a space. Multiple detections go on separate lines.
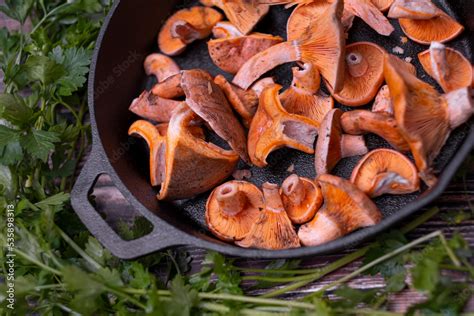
128, 0, 473, 249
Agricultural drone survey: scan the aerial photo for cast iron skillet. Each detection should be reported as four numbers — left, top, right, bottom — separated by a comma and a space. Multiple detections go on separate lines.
71, 0, 474, 259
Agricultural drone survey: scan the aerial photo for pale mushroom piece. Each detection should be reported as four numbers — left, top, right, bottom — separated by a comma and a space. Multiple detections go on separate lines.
388, 0, 442, 19
329, 42, 386, 107
372, 85, 394, 115
206, 181, 264, 241
418, 42, 473, 93
151, 73, 184, 99
443, 87, 474, 130
280, 63, 334, 126
181, 69, 249, 162
371, 0, 394, 12
212, 21, 244, 38
129, 91, 181, 123
298, 174, 382, 247
158, 103, 239, 200
236, 183, 300, 250
158, 6, 223, 56
214, 74, 259, 127
315, 109, 369, 176
248, 84, 320, 168
280, 175, 323, 224
200, 0, 270, 35
233, 0, 345, 92
351, 149, 420, 197
144, 53, 180, 83
208, 33, 283, 74
251, 77, 276, 96
345, 0, 394, 36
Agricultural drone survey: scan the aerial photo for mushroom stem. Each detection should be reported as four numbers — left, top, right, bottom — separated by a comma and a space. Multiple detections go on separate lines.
346, 52, 369, 78
215, 182, 248, 216
282, 175, 306, 206
341, 135, 368, 158
444, 87, 474, 129
262, 183, 285, 213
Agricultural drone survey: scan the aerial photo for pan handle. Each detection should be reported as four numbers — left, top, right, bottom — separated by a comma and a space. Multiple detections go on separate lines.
71, 149, 184, 259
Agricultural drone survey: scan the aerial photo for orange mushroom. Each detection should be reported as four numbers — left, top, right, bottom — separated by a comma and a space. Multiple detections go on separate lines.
233, 0, 345, 92
280, 63, 334, 125
418, 42, 473, 93
208, 33, 283, 74
371, 0, 394, 12
280, 175, 323, 224
248, 84, 320, 168
236, 182, 300, 250
129, 91, 181, 123
329, 42, 386, 107
158, 6, 223, 56
212, 21, 244, 38
251, 77, 276, 96
298, 174, 382, 247
351, 149, 420, 197
206, 181, 264, 241
181, 69, 249, 162
372, 85, 393, 115
345, 0, 394, 36
259, 0, 313, 9
315, 109, 368, 176
286, 1, 331, 41
200, 0, 269, 35
388, 0, 442, 19
144, 53, 181, 83
151, 73, 184, 99
384, 54, 473, 186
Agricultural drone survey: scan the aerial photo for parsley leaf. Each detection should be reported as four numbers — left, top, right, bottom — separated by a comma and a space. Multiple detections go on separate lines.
21, 128, 60, 162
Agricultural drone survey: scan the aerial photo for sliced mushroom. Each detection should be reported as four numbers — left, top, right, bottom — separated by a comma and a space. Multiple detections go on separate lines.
298, 174, 382, 247
236, 183, 300, 250
201, 0, 269, 35
151, 73, 184, 99
158, 103, 239, 200
280, 175, 323, 224
212, 21, 244, 38
388, 0, 442, 19
144, 53, 181, 82
372, 85, 393, 115
315, 109, 369, 176
329, 42, 386, 107
443, 87, 474, 130
371, 0, 394, 12
259, 0, 313, 8
280, 63, 334, 125
214, 74, 258, 127
128, 120, 167, 186
248, 84, 319, 167
251, 77, 276, 96
351, 149, 420, 197
206, 181, 264, 241
345, 0, 394, 36
158, 6, 223, 56
418, 42, 473, 93
233, 0, 345, 92
181, 69, 249, 162
208, 33, 283, 74
129, 91, 181, 123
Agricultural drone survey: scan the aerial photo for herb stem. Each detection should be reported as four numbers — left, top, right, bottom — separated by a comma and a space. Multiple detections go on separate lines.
30, 2, 72, 34
438, 232, 461, 267
14, 248, 62, 275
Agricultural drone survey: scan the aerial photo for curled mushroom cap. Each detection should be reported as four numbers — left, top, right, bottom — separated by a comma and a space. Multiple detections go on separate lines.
181, 69, 249, 162
206, 181, 264, 241
152, 73, 184, 99
144, 53, 180, 83
345, 0, 394, 36
158, 6, 223, 56
286, 1, 332, 41
298, 174, 382, 247
128, 120, 167, 187
129, 91, 181, 123
418, 42, 473, 93
158, 103, 239, 200
208, 33, 283, 74
248, 84, 319, 167
280, 175, 323, 224
236, 183, 300, 250
233, 0, 345, 92
329, 42, 386, 107
315, 109, 369, 176
212, 21, 244, 38
280, 63, 334, 125
351, 149, 420, 197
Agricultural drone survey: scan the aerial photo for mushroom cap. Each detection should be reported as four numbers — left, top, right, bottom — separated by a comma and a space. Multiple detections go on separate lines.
351, 149, 420, 197
280, 175, 323, 224
388, 0, 442, 19
208, 33, 283, 74
181, 69, 249, 162
315, 109, 343, 175
158, 6, 223, 56
152, 73, 184, 99
206, 181, 264, 241
399, 13, 464, 45
287, 1, 331, 42
128, 120, 167, 187
345, 0, 394, 36
298, 174, 382, 247
384, 54, 450, 186
248, 84, 319, 167
329, 42, 386, 107
418, 45, 473, 93
129, 90, 181, 123
212, 21, 244, 38
212, 0, 270, 35
371, 0, 394, 12
144, 53, 181, 82
236, 182, 300, 250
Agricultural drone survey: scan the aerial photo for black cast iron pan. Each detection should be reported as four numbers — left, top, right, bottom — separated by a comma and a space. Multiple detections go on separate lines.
71, 0, 474, 259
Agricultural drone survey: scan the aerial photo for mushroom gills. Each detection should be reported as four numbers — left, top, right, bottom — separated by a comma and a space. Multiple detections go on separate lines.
281, 175, 323, 224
